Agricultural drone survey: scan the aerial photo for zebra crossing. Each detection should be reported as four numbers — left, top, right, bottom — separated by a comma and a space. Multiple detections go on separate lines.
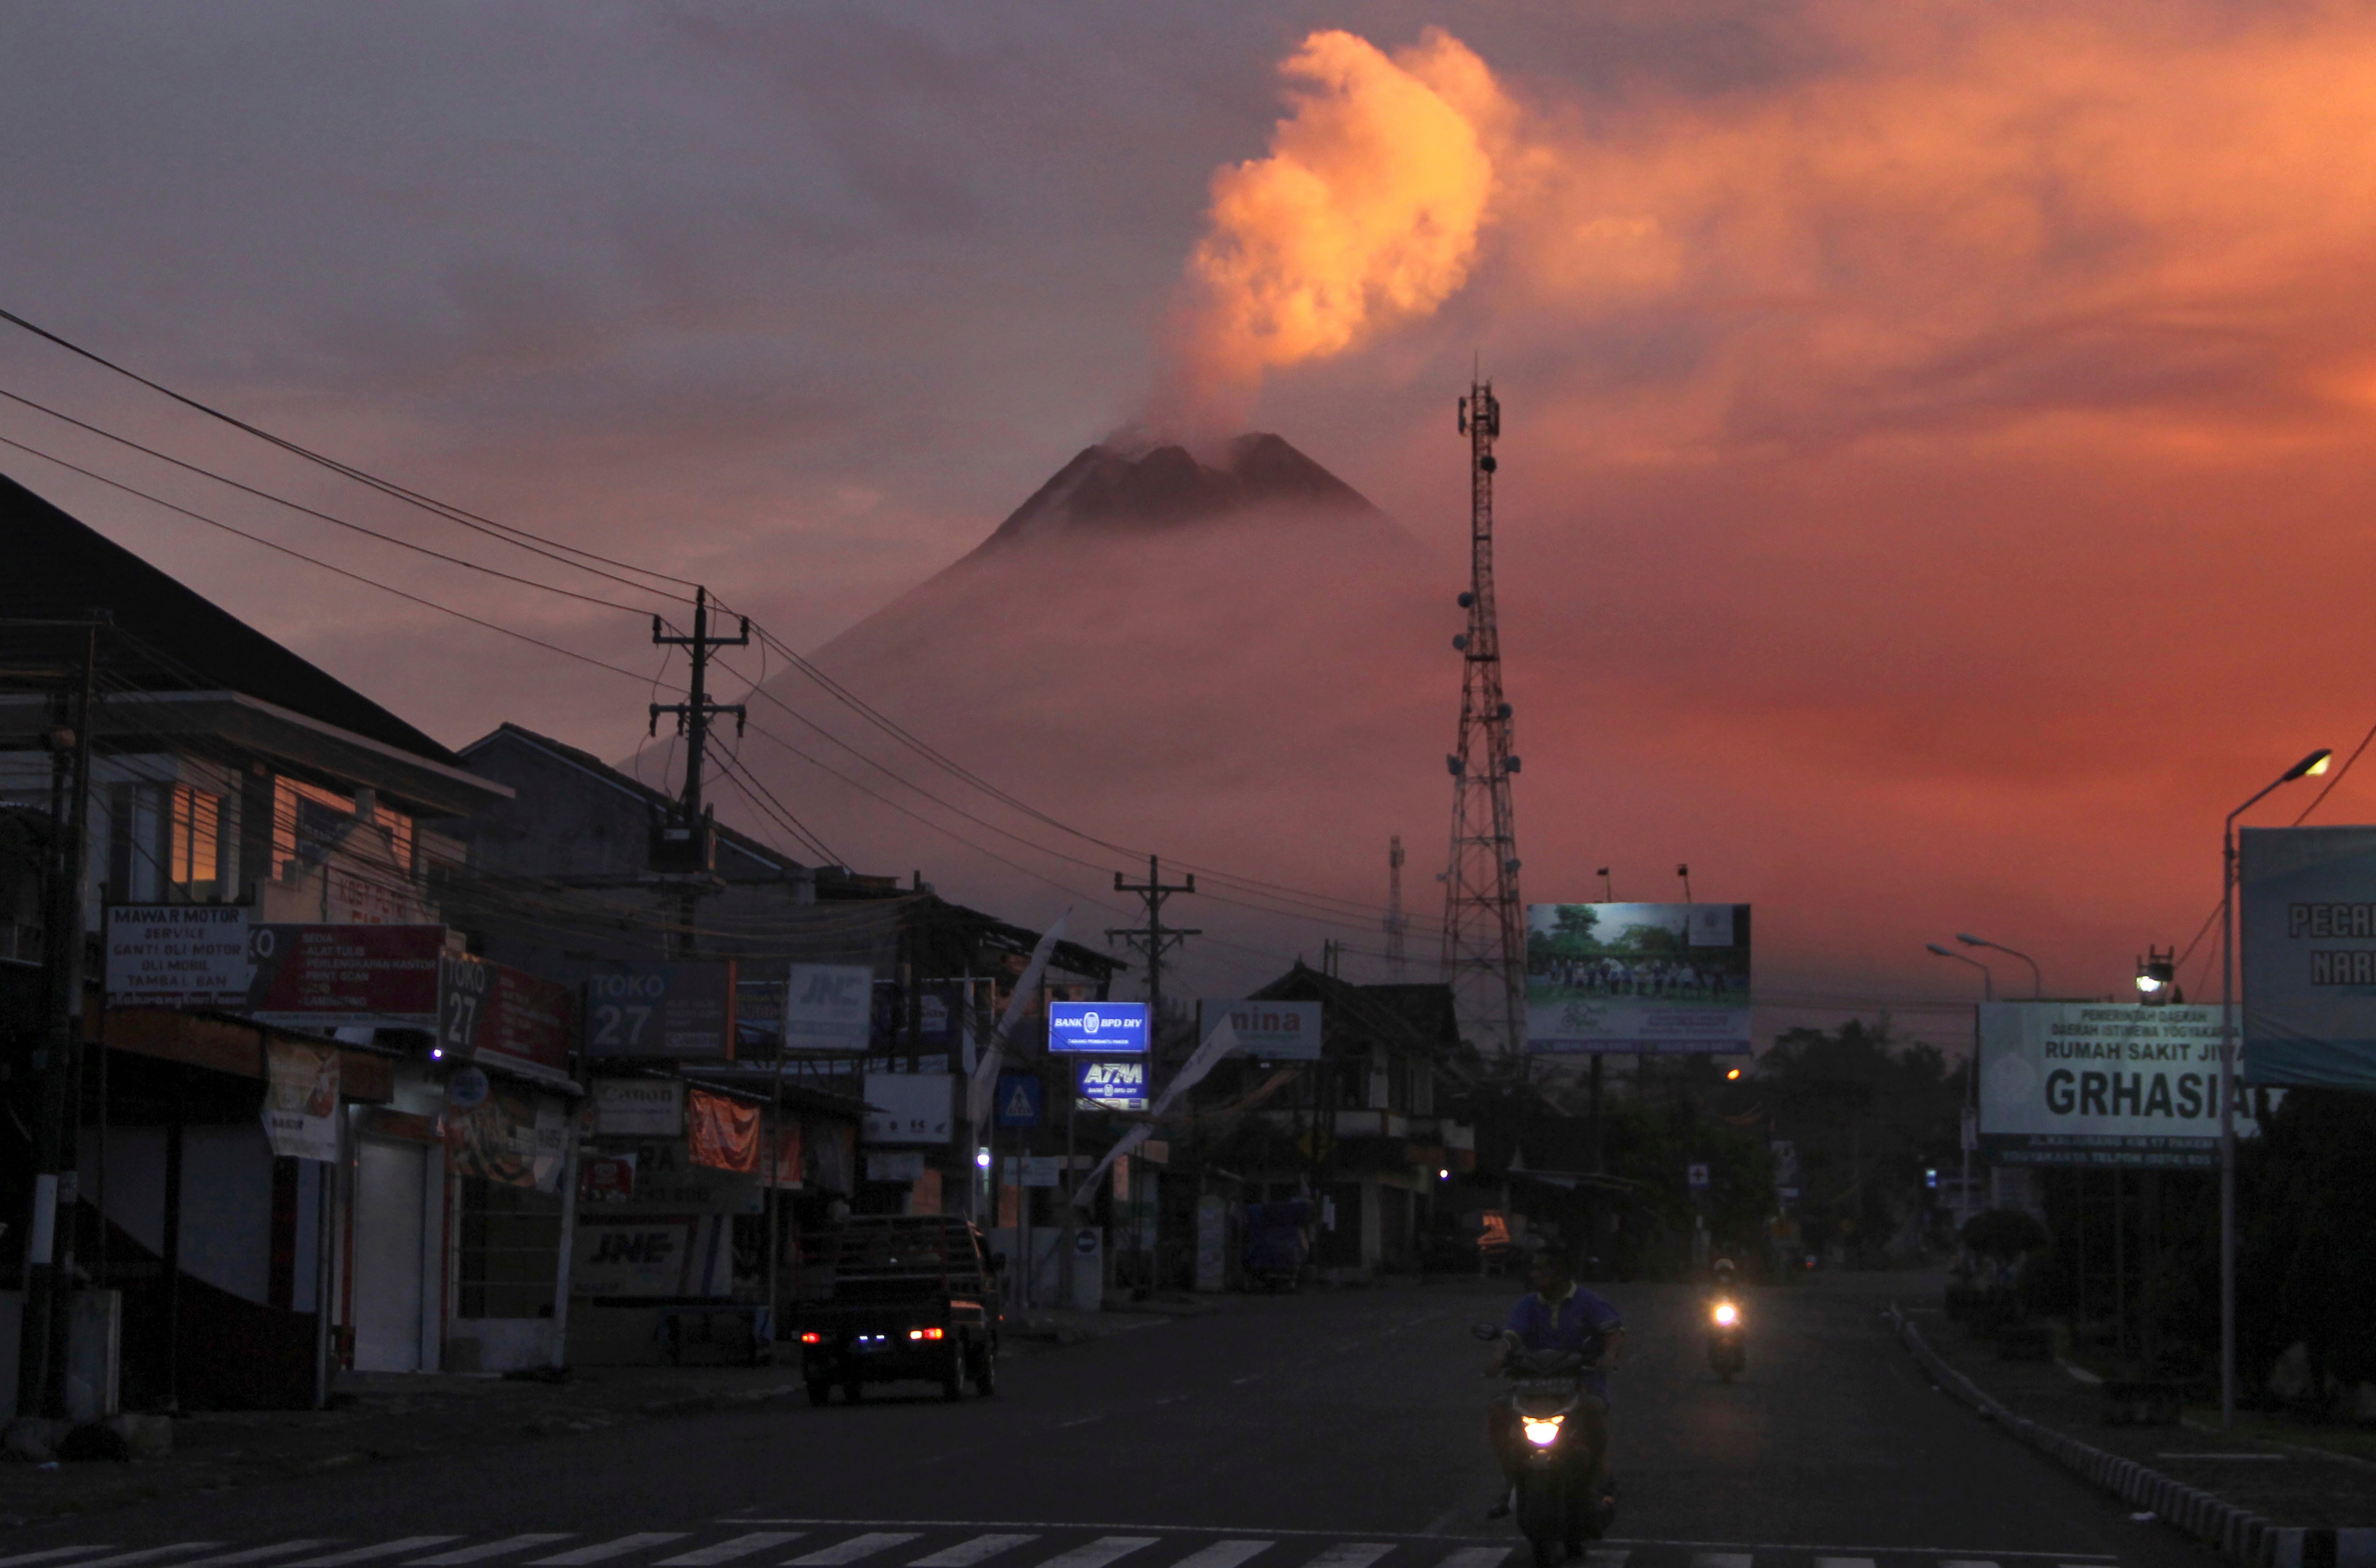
0, 1532, 2125, 1568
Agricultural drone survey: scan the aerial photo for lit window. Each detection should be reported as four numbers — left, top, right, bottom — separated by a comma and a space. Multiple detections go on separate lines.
170, 784, 219, 891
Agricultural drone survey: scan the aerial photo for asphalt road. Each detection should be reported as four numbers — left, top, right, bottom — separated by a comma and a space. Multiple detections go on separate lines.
7, 1274, 2223, 1568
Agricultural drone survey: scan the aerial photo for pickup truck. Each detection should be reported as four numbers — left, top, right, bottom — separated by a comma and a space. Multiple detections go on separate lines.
794, 1214, 1002, 1403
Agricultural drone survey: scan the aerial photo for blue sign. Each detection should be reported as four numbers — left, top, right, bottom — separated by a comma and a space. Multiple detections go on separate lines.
994, 1072, 1044, 1129
1048, 1001, 1148, 1054
1077, 1058, 1149, 1111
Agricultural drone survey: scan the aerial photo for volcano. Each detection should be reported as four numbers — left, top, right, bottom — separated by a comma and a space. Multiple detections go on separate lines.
718, 432, 1449, 988
967, 432, 1391, 557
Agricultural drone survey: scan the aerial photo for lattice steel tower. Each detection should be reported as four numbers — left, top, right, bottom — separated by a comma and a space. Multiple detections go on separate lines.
1441, 378, 1526, 1057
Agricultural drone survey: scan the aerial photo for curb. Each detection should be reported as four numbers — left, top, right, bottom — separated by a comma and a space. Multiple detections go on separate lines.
1886, 1305, 2374, 1568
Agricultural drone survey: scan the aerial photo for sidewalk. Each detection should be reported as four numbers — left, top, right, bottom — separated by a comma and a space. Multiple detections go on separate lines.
1895, 1297, 2376, 1562
0, 1308, 1158, 1528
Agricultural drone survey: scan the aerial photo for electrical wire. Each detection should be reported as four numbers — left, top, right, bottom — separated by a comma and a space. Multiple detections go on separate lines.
0, 305, 700, 602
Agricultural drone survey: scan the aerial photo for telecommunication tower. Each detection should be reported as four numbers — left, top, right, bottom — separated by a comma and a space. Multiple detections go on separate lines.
1385, 835, 1408, 978
1441, 378, 1527, 1057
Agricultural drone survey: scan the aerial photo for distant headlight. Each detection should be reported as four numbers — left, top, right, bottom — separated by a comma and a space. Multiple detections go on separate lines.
1713, 1302, 1739, 1327
1522, 1418, 1563, 1447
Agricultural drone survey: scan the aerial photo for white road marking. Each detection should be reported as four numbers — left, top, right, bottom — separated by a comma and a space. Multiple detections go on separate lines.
1300, 1549, 1392, 1568
1229, 1376, 1259, 1386
659, 1541, 808, 1567
0, 1553, 119, 1568
289, 1545, 460, 1568
1583, 1553, 1630, 1568
67, 1554, 223, 1568
1691, 1555, 1753, 1568
412, 1540, 576, 1566
1434, 1551, 1510, 1568
1940, 1561, 2000, 1568
784, 1539, 923, 1568
1058, 1417, 1102, 1428
181, 1550, 345, 1568
1029, 1542, 1161, 1568
2156, 1452, 2284, 1460
910, 1539, 1038, 1568
1167, 1545, 1272, 1568
529, 1541, 689, 1567
1815, 1558, 1876, 1568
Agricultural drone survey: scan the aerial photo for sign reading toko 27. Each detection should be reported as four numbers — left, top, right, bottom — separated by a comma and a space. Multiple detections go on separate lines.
1047, 1001, 1148, 1054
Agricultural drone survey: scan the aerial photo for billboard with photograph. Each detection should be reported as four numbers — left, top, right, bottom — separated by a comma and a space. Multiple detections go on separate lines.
1524, 903, 1752, 1053
2239, 825, 2376, 1089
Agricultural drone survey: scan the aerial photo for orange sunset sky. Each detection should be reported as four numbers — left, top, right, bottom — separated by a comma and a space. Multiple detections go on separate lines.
8, 2, 2376, 1033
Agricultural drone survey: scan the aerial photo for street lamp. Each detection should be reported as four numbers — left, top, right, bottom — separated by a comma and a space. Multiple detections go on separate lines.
1928, 943, 1995, 1235
2220, 746, 2331, 1430
2135, 948, 2176, 1005
1957, 933, 2042, 999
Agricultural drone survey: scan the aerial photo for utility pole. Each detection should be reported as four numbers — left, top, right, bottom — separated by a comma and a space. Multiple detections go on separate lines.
649, 587, 748, 957
1442, 377, 1527, 1058
1108, 856, 1197, 1062
1385, 836, 1407, 979
17, 615, 101, 1417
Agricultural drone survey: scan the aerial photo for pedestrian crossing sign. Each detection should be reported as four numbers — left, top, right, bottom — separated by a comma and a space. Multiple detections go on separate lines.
996, 1072, 1045, 1128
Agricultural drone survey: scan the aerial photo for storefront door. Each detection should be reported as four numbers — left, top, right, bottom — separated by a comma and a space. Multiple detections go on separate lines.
353, 1138, 434, 1372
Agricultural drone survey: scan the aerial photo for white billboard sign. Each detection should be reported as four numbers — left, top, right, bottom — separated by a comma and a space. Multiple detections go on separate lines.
861, 1071, 955, 1145
2239, 826, 2376, 1089
105, 905, 252, 1007
1198, 998, 1321, 1060
591, 1077, 685, 1138
1524, 903, 1753, 1053
1979, 1002, 2262, 1168
783, 963, 874, 1052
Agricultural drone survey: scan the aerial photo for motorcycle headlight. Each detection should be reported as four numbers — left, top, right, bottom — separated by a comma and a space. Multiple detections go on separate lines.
1522, 1417, 1564, 1447
1713, 1302, 1739, 1327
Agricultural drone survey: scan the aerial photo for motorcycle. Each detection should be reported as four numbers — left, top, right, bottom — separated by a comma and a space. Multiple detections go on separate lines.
1707, 1297, 1746, 1382
1474, 1325, 1616, 1566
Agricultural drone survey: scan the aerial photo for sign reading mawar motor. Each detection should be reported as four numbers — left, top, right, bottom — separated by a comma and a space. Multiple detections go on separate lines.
1524, 903, 1752, 1053
1979, 1003, 2264, 1168
1047, 1000, 1148, 1054
2239, 826, 2376, 1090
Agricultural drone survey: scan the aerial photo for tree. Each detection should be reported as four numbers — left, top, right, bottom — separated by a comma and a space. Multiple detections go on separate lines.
1753, 1019, 1964, 1265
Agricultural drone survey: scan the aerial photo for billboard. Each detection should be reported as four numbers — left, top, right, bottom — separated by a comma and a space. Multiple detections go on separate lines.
1198, 999, 1321, 1060
439, 955, 574, 1083
2239, 826, 2376, 1088
583, 962, 737, 1061
1048, 1000, 1148, 1054
246, 923, 445, 1029
861, 1071, 955, 1144
1078, 1058, 1150, 1111
782, 963, 874, 1053
1979, 1003, 2263, 1168
1524, 903, 1752, 1053
106, 905, 252, 1008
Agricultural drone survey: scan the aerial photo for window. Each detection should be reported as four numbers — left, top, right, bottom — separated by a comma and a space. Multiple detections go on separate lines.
169, 784, 220, 894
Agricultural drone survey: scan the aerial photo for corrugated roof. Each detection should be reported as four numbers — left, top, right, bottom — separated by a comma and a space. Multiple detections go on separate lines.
0, 470, 461, 765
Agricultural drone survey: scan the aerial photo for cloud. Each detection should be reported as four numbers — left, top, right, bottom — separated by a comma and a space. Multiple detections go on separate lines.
1154, 28, 1507, 430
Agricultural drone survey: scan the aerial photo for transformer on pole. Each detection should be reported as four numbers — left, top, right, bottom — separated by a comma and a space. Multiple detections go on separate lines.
1441, 377, 1526, 1057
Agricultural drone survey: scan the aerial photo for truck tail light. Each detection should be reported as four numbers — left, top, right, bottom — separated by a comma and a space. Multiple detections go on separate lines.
800, 1332, 822, 1344
908, 1327, 944, 1340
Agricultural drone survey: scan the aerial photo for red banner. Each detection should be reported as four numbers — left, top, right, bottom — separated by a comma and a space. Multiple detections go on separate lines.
246, 924, 444, 1028
763, 1121, 802, 1189
686, 1087, 760, 1173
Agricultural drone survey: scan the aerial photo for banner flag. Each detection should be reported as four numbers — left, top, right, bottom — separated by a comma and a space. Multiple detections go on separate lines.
968, 909, 1069, 1127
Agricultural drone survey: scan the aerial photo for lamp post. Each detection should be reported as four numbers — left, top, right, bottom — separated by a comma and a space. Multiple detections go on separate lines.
2219, 746, 2332, 1429
1957, 933, 2042, 999
1928, 944, 1995, 1235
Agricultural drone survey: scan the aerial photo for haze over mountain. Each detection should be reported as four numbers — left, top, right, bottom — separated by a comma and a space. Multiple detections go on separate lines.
717, 432, 1452, 994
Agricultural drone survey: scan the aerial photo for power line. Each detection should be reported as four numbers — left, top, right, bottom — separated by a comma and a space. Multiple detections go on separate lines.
0, 304, 700, 602
0, 433, 677, 689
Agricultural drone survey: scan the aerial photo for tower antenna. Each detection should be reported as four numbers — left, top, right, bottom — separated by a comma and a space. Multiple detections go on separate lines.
1386, 835, 1409, 978
1442, 378, 1526, 1057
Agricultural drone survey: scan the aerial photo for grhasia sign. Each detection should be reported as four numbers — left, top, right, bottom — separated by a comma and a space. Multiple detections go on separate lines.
2239, 826, 2376, 1089
1979, 1002, 2262, 1168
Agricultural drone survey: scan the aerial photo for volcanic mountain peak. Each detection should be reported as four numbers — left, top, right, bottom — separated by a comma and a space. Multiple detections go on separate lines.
971, 431, 1384, 556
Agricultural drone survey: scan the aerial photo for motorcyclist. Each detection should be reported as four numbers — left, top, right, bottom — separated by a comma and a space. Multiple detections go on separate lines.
1484, 1251, 1624, 1518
